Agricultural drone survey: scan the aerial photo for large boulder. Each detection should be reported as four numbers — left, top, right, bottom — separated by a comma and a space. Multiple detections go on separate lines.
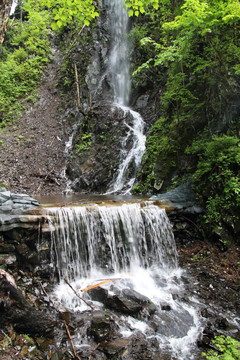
151, 182, 202, 214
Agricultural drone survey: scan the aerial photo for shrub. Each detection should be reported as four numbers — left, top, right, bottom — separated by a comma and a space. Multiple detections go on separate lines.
202, 335, 240, 360
186, 135, 240, 224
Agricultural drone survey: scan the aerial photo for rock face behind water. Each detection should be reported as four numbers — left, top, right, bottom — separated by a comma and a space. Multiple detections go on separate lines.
67, 103, 138, 192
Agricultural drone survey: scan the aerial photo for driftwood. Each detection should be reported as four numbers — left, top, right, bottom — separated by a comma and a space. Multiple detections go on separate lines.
36, 168, 60, 192
0, 270, 56, 336
64, 321, 82, 360
74, 63, 93, 116
64, 278, 95, 310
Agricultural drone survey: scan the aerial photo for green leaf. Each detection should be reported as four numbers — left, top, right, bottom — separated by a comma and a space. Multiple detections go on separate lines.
128, 9, 134, 17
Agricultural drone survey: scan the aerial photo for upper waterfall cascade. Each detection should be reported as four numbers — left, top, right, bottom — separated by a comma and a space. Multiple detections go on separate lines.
104, 0, 146, 194
108, 0, 131, 105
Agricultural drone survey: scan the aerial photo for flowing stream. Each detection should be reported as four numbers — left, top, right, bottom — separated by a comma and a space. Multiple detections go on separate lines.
46, 201, 201, 359
104, 0, 146, 194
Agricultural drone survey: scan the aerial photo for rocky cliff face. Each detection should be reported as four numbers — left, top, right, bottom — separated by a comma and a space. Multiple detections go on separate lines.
63, 7, 161, 193
67, 103, 137, 192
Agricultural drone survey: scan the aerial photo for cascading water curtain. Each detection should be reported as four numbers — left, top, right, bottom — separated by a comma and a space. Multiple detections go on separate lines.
47, 203, 178, 281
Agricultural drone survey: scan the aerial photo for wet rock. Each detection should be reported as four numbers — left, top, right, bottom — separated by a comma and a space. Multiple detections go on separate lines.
0, 253, 17, 266
105, 294, 143, 315
125, 333, 163, 360
122, 288, 157, 317
135, 95, 149, 110
16, 243, 39, 266
122, 288, 149, 305
0, 242, 15, 253
0, 190, 40, 215
161, 303, 171, 311
101, 338, 132, 357
88, 286, 108, 303
50, 350, 64, 360
214, 316, 230, 330
87, 311, 114, 342
67, 103, 141, 193
0, 190, 41, 235
0, 270, 56, 336
151, 182, 202, 214
88, 287, 144, 316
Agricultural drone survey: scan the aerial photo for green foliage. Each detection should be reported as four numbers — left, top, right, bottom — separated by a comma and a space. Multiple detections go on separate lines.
0, 0, 50, 124
132, 0, 240, 229
202, 335, 240, 360
43, 0, 160, 31
133, 0, 240, 129
124, 0, 159, 17
41, 0, 99, 29
186, 135, 240, 224
76, 132, 93, 156
136, 116, 190, 193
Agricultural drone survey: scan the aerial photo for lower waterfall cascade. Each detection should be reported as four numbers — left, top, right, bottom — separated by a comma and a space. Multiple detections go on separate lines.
43, 201, 201, 359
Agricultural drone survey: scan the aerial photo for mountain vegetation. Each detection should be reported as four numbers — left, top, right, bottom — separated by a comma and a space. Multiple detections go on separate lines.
0, 0, 239, 241
130, 0, 240, 237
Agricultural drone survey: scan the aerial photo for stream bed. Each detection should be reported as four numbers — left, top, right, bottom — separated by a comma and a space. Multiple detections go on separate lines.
35, 197, 240, 360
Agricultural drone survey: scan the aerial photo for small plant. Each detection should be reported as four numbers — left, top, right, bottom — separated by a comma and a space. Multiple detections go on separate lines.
76, 132, 92, 156
18, 135, 24, 140
202, 335, 240, 360
193, 253, 203, 262
132, 183, 144, 194
0, 121, 7, 128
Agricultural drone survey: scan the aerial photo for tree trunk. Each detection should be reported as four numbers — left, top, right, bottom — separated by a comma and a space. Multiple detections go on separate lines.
0, 0, 13, 45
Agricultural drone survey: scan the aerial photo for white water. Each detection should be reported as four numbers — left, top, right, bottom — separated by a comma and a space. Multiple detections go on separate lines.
45, 202, 201, 359
60, 131, 75, 194
106, 105, 146, 194
108, 0, 131, 105
104, 0, 146, 194
47, 202, 178, 279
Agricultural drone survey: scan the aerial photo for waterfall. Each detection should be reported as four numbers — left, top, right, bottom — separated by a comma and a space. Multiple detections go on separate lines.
47, 202, 178, 280
108, 0, 131, 105
104, 0, 146, 194
105, 106, 146, 194
44, 201, 200, 359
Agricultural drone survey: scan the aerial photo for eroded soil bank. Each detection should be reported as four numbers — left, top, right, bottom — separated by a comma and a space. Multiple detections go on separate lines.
0, 44, 70, 196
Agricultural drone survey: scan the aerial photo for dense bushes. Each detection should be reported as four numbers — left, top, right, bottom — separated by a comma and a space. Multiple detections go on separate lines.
0, 0, 50, 125
186, 135, 240, 224
131, 0, 240, 232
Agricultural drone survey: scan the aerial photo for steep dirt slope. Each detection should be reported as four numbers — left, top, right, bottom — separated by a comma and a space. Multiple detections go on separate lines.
0, 46, 70, 196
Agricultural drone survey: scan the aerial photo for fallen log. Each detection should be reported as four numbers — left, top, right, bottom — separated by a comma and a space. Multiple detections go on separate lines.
0, 269, 56, 336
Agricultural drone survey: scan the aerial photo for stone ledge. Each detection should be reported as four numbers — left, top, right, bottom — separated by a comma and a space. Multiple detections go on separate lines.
0, 189, 42, 232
